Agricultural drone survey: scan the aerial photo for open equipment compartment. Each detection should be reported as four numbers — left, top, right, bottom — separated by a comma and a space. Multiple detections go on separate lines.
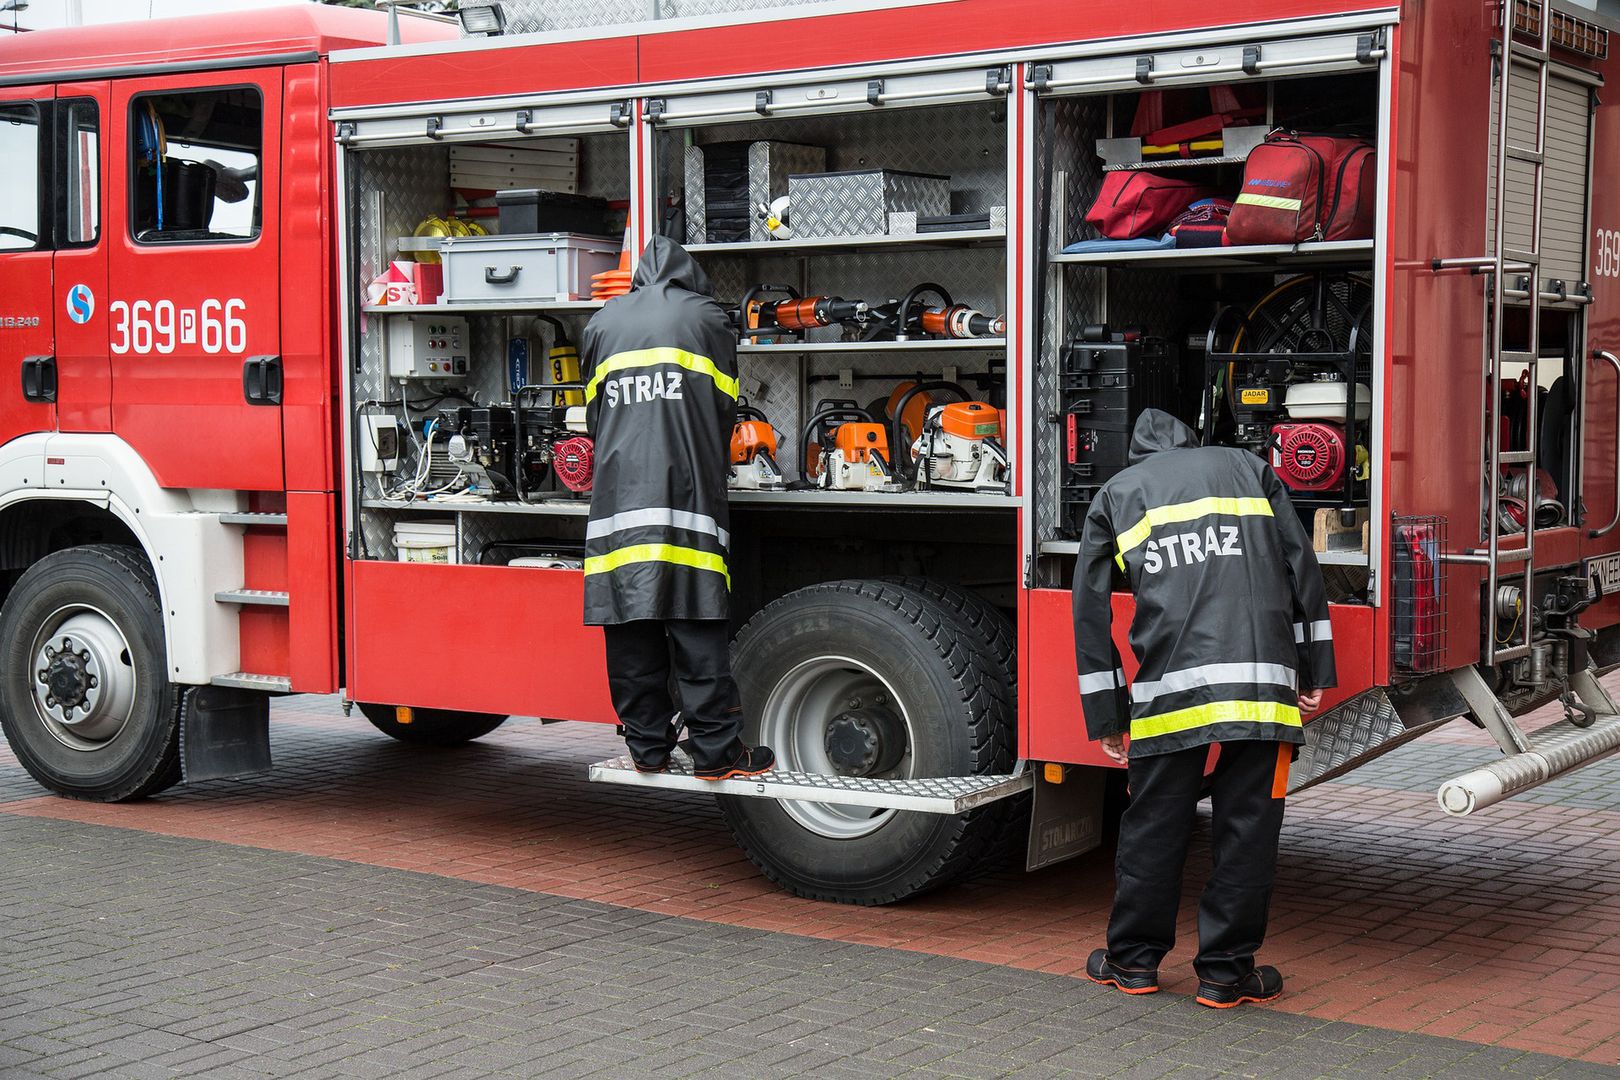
336, 94, 635, 564
648, 63, 1017, 503
1028, 25, 1392, 606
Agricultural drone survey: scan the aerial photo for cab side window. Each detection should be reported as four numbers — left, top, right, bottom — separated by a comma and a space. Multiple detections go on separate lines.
0, 103, 43, 252
130, 87, 262, 244
60, 99, 100, 246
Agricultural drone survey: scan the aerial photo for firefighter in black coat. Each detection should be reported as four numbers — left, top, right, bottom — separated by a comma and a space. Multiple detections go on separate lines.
1075, 409, 1336, 1007
580, 236, 774, 780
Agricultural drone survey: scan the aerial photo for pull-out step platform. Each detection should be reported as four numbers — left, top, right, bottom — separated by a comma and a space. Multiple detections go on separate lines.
1438, 710, 1620, 816
588, 756, 1030, 814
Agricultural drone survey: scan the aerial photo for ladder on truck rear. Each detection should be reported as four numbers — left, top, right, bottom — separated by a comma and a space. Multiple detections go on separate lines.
1435, 0, 1620, 816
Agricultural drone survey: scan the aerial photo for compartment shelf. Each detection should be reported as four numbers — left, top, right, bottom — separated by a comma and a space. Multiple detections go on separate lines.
686, 228, 1007, 255
739, 338, 1004, 353
361, 300, 605, 315
1052, 240, 1374, 270
1102, 155, 1251, 172
365, 491, 1017, 515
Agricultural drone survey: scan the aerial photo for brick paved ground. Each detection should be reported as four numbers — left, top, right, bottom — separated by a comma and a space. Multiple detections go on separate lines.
2, 682, 1620, 1076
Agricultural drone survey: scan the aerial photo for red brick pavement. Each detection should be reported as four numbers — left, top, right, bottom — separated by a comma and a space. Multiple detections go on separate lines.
3, 695, 1619, 1065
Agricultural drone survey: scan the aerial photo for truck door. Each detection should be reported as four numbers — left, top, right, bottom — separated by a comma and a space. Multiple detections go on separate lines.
0, 87, 58, 444
108, 72, 283, 491
53, 85, 110, 432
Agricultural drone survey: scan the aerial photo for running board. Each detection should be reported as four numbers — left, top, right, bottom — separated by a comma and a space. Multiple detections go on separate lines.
588, 756, 1031, 813
212, 672, 292, 693
1290, 680, 1468, 794
1438, 711, 1620, 816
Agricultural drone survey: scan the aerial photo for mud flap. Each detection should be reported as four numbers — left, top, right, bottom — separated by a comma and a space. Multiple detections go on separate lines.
180, 685, 272, 783
1026, 765, 1105, 871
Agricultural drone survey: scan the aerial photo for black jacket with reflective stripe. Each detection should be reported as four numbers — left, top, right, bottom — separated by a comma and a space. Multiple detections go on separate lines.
580, 237, 737, 625
1073, 410, 1337, 756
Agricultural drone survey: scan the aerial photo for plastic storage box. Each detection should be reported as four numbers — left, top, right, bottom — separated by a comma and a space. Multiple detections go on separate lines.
788, 169, 950, 238
440, 233, 619, 304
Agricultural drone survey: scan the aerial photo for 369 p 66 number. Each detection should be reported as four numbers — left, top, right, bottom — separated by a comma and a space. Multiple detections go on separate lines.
109, 298, 247, 355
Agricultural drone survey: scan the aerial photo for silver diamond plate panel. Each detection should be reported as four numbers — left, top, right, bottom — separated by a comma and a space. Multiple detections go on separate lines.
683, 144, 706, 245
791, 170, 951, 239
1292, 687, 1456, 793
590, 754, 1031, 813
1035, 96, 1106, 544
457, 509, 588, 564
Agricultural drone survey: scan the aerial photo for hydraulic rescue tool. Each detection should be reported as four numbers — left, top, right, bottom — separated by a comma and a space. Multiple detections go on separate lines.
731, 283, 1005, 343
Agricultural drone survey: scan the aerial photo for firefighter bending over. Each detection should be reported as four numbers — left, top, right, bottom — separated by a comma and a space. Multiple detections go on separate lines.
580, 236, 775, 780
1075, 409, 1335, 1008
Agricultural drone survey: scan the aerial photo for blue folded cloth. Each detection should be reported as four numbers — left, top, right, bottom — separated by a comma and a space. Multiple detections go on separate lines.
1060, 235, 1176, 254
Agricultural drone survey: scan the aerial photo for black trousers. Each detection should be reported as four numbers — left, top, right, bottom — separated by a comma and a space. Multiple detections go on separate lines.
1107, 739, 1290, 986
602, 619, 744, 771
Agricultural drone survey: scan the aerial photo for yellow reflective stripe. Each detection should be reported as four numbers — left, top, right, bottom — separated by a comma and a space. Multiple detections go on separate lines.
1235, 193, 1302, 212
583, 543, 731, 587
1114, 496, 1274, 569
1130, 699, 1302, 741
584, 347, 739, 403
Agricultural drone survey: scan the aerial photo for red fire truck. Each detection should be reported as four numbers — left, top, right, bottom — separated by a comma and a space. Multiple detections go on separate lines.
1, 0, 1618, 905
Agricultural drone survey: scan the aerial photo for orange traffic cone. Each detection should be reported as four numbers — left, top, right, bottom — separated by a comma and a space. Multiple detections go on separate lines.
592, 230, 634, 300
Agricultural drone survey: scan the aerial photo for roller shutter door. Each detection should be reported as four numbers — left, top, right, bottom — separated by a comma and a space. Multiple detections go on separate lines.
1487, 62, 1595, 301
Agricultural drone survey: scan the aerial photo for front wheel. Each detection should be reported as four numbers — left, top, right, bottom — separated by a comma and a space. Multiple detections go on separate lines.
0, 545, 182, 801
357, 703, 508, 746
720, 580, 1015, 905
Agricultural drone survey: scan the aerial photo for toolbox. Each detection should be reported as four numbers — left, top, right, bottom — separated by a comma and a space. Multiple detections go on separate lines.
789, 169, 950, 238
494, 189, 613, 237
439, 233, 619, 304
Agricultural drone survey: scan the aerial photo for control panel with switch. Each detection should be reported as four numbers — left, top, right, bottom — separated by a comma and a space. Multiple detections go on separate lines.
386, 314, 470, 380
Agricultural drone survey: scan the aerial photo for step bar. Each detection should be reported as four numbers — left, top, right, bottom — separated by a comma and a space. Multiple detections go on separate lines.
1438, 710, 1620, 816
214, 589, 290, 607
212, 672, 292, 693
219, 511, 288, 527
588, 755, 1030, 814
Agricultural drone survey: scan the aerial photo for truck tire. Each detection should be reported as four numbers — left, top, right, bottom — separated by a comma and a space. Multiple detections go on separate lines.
881, 576, 1015, 690
720, 580, 1015, 905
0, 545, 182, 802
358, 704, 508, 746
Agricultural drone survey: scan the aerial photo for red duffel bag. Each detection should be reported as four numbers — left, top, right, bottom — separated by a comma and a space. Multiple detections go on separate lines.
1226, 132, 1375, 245
1085, 171, 1213, 240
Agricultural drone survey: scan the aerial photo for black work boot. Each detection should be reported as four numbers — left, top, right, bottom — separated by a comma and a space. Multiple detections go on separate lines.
1085, 949, 1159, 995
694, 743, 775, 780
1196, 965, 1284, 1008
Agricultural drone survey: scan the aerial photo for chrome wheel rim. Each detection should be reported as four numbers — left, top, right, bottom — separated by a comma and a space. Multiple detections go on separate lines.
30, 605, 137, 751
757, 655, 914, 840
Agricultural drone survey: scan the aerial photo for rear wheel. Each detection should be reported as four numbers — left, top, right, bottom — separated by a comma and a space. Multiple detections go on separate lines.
720, 580, 1015, 905
0, 545, 182, 801
357, 704, 508, 746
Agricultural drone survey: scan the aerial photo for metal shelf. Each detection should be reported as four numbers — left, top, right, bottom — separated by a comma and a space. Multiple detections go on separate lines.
361, 300, 605, 315
1052, 240, 1375, 271
365, 491, 1017, 514
686, 228, 1007, 255
739, 338, 1004, 353
1103, 155, 1250, 172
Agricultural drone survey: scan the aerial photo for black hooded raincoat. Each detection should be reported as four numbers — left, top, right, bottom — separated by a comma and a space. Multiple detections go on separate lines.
1074, 409, 1337, 757
580, 237, 738, 625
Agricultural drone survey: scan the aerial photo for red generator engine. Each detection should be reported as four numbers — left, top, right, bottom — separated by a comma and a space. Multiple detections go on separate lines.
552, 435, 595, 492
1270, 422, 1348, 491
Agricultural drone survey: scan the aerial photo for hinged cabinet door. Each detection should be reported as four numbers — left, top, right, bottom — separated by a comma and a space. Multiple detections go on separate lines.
108, 70, 284, 491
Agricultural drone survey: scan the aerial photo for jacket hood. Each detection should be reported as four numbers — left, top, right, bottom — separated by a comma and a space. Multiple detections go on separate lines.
632, 235, 714, 296
1128, 408, 1199, 463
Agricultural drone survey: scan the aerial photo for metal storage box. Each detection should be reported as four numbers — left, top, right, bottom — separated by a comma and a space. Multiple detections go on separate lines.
789, 169, 950, 238
684, 140, 826, 245
439, 233, 619, 304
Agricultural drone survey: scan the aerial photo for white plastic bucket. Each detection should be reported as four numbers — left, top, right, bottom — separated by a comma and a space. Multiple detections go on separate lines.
394, 520, 457, 564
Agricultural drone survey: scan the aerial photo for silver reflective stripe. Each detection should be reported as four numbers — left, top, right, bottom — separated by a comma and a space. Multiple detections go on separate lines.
586, 507, 730, 547
1131, 662, 1298, 706
1293, 620, 1334, 644
1078, 668, 1125, 695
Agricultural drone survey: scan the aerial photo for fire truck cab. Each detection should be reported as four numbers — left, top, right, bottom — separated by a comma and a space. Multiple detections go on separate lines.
2, 0, 1620, 906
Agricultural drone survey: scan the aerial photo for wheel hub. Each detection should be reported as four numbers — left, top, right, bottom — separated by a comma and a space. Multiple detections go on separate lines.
31, 610, 137, 748
824, 707, 906, 776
